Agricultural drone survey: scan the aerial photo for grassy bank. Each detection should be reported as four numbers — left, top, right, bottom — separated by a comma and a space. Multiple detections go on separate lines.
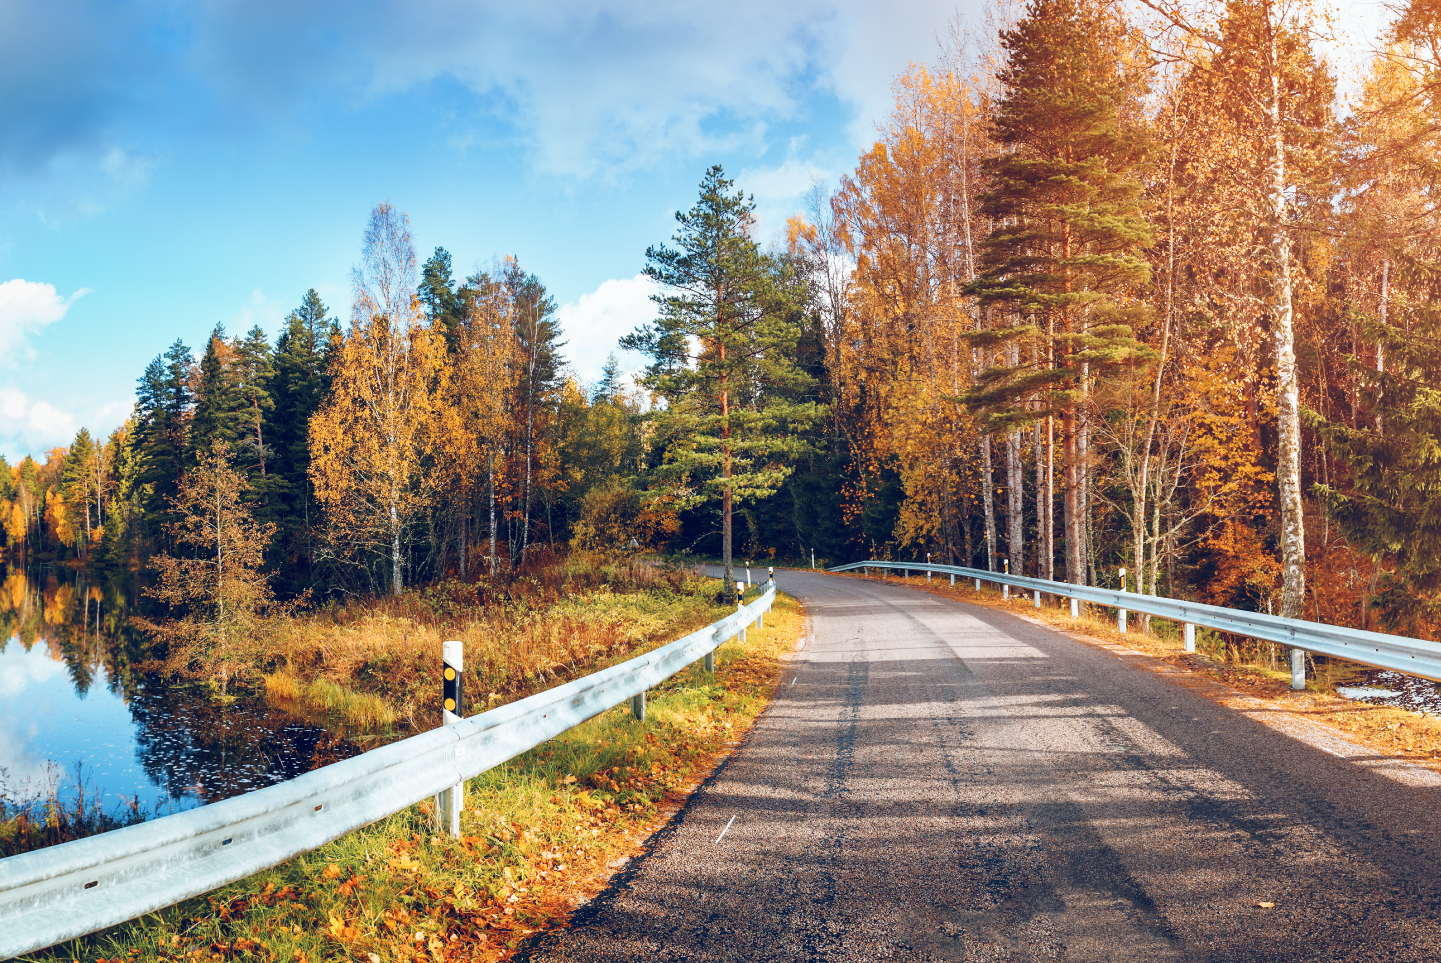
24, 588, 805, 963
859, 571, 1441, 767
246, 556, 728, 739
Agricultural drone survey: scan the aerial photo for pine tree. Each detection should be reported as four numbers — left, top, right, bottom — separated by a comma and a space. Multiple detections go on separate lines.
420, 247, 462, 348
594, 354, 623, 403
505, 258, 565, 559
232, 325, 275, 482
267, 290, 338, 590
189, 325, 244, 465
623, 165, 823, 599
60, 429, 99, 563
1315, 306, 1441, 631
966, 0, 1154, 587
135, 339, 194, 533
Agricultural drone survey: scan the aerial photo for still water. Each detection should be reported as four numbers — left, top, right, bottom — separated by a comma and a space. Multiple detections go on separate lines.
0, 568, 356, 816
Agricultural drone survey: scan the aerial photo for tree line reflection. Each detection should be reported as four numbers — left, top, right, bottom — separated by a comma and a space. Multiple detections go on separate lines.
0, 566, 357, 809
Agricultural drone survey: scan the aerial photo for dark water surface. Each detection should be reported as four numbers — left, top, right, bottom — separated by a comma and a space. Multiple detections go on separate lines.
0, 568, 356, 816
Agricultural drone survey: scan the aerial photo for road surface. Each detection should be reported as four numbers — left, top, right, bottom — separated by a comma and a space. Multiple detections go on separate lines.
523, 570, 1441, 962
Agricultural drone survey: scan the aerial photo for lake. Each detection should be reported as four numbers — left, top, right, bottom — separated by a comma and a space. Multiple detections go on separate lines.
0, 568, 356, 817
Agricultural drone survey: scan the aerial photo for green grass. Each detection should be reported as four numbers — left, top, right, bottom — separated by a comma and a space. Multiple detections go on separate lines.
25, 591, 805, 963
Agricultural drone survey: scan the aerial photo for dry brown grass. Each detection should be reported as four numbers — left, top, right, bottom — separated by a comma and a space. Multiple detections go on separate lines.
250, 555, 727, 739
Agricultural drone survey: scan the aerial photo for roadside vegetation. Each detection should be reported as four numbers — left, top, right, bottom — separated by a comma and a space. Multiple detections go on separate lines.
23, 589, 805, 963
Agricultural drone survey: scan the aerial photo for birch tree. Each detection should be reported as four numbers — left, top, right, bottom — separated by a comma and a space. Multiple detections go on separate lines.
310, 203, 445, 595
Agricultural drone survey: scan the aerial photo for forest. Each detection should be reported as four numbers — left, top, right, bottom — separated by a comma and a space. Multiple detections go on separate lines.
4, 0, 1441, 640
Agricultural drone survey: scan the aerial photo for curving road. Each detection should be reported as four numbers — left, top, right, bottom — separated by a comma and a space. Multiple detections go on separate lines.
522, 571, 1441, 962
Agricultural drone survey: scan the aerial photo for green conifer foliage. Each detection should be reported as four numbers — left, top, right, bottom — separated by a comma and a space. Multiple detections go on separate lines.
1314, 308, 1441, 630
135, 338, 193, 533
233, 325, 275, 483
266, 290, 338, 590
420, 247, 461, 348
189, 325, 245, 465
623, 165, 823, 597
965, 0, 1154, 585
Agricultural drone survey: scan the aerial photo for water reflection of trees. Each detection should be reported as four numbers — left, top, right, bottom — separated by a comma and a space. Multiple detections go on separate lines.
0, 566, 357, 808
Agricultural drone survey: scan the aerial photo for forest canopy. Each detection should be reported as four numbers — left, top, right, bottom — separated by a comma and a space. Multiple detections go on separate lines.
7, 0, 1441, 636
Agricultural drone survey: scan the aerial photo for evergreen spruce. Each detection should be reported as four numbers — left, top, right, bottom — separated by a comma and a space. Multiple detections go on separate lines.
266, 290, 338, 590
1315, 308, 1441, 630
135, 338, 193, 535
189, 325, 244, 465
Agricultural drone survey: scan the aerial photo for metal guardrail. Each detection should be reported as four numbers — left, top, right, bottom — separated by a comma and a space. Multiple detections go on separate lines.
831, 560, 1441, 688
0, 584, 776, 960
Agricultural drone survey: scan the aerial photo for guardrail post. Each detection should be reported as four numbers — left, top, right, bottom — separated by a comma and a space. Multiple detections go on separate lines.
1184, 623, 1195, 653
950, 573, 955, 586
631, 690, 646, 721
1291, 649, 1306, 690
1034, 590, 1041, 608
975, 578, 980, 592
438, 640, 464, 838
1070, 597, 1079, 618
926, 555, 931, 582
1118, 568, 1127, 634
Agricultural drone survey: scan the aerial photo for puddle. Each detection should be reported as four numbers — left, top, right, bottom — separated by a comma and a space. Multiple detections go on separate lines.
1336, 670, 1441, 718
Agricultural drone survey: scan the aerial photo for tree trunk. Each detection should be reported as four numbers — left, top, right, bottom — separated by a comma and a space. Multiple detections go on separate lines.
1062, 408, 1083, 584
1266, 2, 1305, 620
1006, 427, 1023, 577
488, 451, 497, 577
982, 435, 998, 572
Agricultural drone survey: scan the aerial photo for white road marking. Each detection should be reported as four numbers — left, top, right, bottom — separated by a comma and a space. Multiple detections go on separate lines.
715, 815, 737, 845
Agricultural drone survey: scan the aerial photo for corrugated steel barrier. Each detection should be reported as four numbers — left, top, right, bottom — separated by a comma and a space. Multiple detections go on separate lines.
832, 560, 1441, 685
0, 584, 776, 959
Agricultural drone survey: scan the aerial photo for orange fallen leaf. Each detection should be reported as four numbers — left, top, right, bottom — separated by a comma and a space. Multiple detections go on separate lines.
1256, 901, 1276, 909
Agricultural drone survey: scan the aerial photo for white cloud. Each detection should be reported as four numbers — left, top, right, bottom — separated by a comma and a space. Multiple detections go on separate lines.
0, 386, 77, 459
183, 0, 969, 178
556, 274, 657, 385
0, 278, 88, 363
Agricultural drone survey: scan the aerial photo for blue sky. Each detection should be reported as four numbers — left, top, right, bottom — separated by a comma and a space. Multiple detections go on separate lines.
0, 0, 1394, 461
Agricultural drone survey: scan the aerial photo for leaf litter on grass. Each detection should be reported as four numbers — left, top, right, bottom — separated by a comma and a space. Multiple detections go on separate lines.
33, 591, 807, 963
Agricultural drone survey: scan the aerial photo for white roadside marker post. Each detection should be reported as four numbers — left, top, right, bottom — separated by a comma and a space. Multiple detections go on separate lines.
1292, 648, 1306, 690
1002, 559, 1009, 601
438, 640, 464, 838
1118, 568, 1128, 634
927, 554, 931, 582
1184, 623, 1195, 653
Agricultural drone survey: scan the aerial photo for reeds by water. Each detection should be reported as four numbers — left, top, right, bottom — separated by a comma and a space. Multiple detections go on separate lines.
0, 762, 148, 857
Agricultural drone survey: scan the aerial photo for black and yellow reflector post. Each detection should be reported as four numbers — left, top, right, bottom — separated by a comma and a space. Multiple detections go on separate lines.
436, 640, 463, 837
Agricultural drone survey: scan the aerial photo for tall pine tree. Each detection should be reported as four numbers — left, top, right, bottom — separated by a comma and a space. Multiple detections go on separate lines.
266, 290, 338, 591
623, 165, 821, 598
966, 0, 1154, 587
189, 325, 245, 465
135, 338, 194, 538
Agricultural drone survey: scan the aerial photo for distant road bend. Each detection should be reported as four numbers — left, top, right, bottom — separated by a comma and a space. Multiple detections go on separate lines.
524, 570, 1441, 962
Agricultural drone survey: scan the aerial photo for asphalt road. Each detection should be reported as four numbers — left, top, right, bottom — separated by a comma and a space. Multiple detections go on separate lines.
522, 571, 1441, 962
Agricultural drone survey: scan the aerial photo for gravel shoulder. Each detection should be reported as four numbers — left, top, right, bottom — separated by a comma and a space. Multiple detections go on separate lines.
521, 570, 1441, 963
